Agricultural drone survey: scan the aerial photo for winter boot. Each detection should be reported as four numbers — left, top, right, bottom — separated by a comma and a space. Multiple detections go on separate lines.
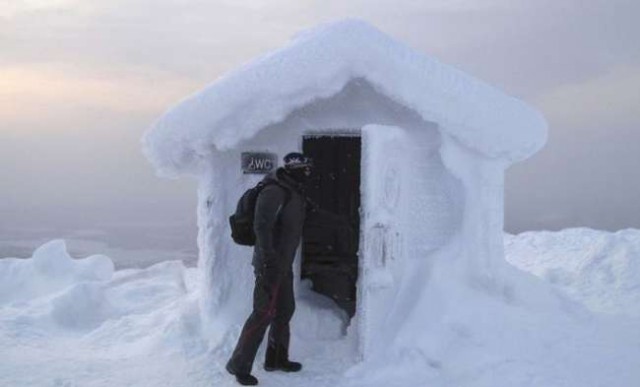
264, 344, 302, 372
226, 360, 259, 385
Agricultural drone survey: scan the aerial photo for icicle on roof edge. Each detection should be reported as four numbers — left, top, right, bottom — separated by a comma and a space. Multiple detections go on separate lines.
142, 19, 548, 177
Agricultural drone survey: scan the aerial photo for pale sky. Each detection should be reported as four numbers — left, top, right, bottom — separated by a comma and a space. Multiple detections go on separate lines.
1, 0, 639, 241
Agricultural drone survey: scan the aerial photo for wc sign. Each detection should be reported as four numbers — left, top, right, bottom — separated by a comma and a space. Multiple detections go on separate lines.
241, 152, 277, 174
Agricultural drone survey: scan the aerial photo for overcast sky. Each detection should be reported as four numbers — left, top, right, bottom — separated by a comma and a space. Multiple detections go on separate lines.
1, 0, 639, 242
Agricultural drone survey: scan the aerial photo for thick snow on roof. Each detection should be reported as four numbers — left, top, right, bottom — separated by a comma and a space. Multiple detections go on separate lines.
143, 19, 548, 176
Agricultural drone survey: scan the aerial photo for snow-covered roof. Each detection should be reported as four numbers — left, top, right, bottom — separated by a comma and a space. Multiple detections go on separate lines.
143, 19, 547, 176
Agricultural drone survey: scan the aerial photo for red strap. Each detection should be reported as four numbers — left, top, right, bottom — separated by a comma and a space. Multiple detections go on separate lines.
237, 279, 281, 346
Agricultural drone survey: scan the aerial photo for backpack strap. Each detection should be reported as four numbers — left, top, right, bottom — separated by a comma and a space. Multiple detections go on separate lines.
258, 180, 292, 218
271, 180, 292, 209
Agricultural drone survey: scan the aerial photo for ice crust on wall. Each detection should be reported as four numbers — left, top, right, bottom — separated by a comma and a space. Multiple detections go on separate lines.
143, 19, 548, 177
194, 124, 603, 384
355, 124, 464, 358
189, 78, 459, 339
192, 91, 465, 359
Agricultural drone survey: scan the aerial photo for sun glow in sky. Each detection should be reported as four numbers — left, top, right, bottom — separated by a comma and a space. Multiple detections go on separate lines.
0, 63, 199, 130
1, 0, 639, 234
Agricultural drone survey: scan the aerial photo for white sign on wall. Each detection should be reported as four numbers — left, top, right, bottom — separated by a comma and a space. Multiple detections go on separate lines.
241, 152, 277, 174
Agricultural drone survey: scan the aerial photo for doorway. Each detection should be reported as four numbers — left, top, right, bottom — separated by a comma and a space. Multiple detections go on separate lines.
301, 135, 361, 318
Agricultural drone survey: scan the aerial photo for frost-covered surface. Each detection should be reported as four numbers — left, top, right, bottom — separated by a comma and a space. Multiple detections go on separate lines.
0, 240, 114, 306
194, 122, 466, 366
143, 19, 547, 177
0, 241, 208, 386
2, 233, 640, 387
147, 21, 547, 379
505, 228, 640, 317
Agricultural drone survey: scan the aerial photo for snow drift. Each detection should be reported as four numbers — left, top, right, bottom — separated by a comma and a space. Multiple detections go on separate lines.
1, 233, 639, 386
506, 228, 640, 317
0, 240, 114, 306
0, 241, 210, 386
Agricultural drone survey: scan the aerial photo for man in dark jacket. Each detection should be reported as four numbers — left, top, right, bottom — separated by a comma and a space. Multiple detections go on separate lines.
226, 152, 313, 386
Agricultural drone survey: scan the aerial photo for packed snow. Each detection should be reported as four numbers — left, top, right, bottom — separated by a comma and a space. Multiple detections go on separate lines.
506, 228, 640, 318
1, 230, 639, 386
143, 19, 547, 177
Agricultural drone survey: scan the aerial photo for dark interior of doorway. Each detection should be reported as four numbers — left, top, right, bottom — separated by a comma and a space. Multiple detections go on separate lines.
302, 135, 361, 318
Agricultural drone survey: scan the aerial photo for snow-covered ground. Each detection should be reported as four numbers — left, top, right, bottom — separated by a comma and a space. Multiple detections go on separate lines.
505, 228, 640, 318
0, 222, 198, 270
1, 228, 639, 387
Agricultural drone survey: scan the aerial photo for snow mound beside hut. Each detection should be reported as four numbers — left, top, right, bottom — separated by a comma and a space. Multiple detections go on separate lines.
506, 228, 640, 317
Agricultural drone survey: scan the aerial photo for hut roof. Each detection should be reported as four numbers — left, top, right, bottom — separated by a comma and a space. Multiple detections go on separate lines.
143, 19, 547, 176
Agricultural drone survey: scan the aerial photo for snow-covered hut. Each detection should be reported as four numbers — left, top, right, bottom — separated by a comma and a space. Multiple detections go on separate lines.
143, 20, 547, 362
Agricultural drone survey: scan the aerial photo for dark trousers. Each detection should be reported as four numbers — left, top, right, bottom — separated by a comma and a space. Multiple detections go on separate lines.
228, 270, 295, 374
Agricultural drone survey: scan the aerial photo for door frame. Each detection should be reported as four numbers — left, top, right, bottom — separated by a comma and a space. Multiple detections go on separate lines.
300, 132, 362, 318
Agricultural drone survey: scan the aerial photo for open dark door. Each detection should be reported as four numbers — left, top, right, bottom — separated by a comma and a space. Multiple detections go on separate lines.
302, 135, 361, 317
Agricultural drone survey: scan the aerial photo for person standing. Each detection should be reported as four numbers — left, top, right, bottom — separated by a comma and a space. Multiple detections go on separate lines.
226, 152, 313, 386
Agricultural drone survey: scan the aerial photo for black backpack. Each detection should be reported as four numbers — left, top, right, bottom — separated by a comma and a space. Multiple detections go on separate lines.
229, 181, 290, 246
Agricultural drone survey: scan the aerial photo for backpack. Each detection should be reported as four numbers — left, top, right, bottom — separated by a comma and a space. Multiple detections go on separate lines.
229, 181, 290, 246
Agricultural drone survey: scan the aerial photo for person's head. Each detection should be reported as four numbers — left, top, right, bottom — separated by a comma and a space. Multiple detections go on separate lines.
282, 152, 313, 183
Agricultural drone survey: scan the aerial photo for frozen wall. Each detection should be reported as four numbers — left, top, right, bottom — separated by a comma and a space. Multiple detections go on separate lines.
358, 123, 466, 357
139, 19, 562, 384
440, 136, 509, 281
255, 78, 463, 252
197, 79, 465, 357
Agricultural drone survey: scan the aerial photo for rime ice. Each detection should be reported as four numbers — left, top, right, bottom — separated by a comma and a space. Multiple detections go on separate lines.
139, 19, 639, 387
142, 19, 550, 360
